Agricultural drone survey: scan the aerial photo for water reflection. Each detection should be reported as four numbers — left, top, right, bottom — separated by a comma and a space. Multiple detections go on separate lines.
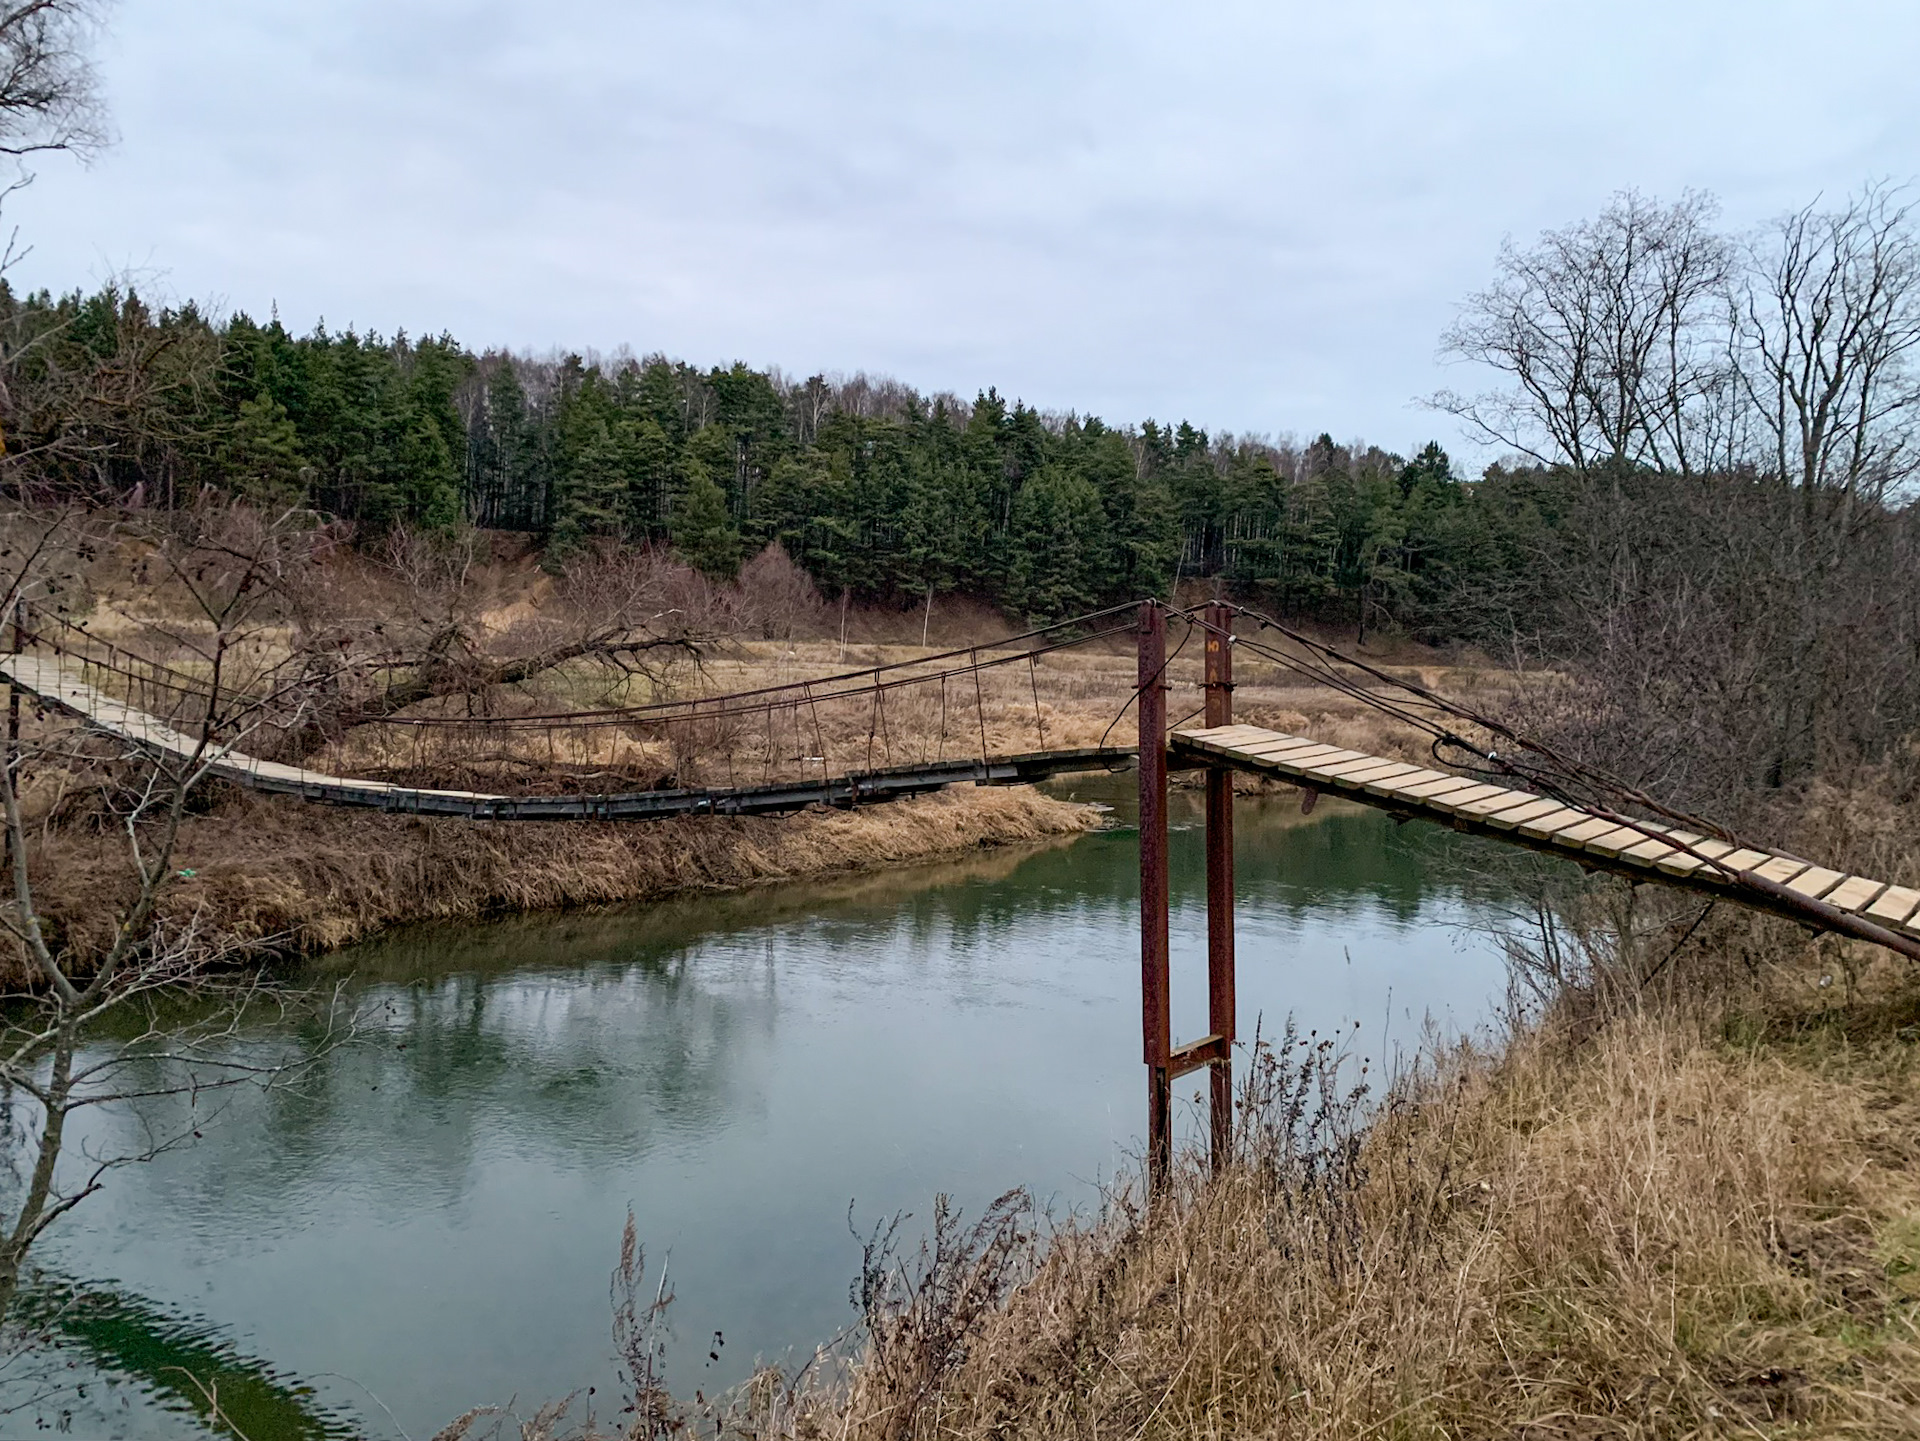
6, 1271, 359, 1439
20, 791, 1524, 1440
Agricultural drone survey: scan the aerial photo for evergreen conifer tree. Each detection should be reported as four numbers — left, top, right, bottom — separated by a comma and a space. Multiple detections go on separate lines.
223, 392, 308, 504
671, 461, 742, 577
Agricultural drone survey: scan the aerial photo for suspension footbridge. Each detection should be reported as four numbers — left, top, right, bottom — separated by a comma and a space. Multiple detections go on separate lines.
8, 597, 1916, 1183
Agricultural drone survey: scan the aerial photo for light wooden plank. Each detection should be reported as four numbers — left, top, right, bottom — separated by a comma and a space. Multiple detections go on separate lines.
1865, 886, 1920, 926
1653, 849, 1712, 876
1448, 791, 1531, 822
1783, 866, 1847, 901
1517, 806, 1599, 839
1359, 767, 1443, 790
1822, 876, 1889, 913
1636, 828, 1721, 871
1454, 789, 1541, 820
1397, 774, 1484, 801
1238, 740, 1348, 766
1185, 725, 1269, 747
1225, 725, 1287, 743
1231, 733, 1327, 756
1751, 855, 1812, 885
1669, 835, 1731, 859
1620, 834, 1684, 864
1421, 782, 1510, 813
1484, 797, 1565, 830
1553, 816, 1629, 847
1289, 749, 1374, 772
1344, 763, 1428, 792
1364, 766, 1451, 795
1579, 824, 1667, 859
1712, 848, 1775, 874
1312, 757, 1415, 784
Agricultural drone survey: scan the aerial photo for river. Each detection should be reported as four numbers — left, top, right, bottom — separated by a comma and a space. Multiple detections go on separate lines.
12, 781, 1525, 1439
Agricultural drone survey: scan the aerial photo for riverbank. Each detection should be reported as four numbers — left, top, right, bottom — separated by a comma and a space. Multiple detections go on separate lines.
629, 949, 1920, 1440
32, 783, 1101, 969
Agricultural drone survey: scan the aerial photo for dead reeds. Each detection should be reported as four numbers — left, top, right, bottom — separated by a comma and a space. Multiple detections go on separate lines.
712, 977, 1920, 1441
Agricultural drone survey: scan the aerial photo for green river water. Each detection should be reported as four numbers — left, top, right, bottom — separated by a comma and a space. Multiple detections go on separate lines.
8, 781, 1527, 1439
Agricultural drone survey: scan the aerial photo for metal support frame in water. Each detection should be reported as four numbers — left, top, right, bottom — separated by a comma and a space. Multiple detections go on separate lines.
1202, 601, 1236, 1172
1137, 600, 1239, 1193
1136, 602, 1172, 1188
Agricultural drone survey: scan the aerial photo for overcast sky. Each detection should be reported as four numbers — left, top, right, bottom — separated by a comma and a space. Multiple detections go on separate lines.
15, 0, 1920, 459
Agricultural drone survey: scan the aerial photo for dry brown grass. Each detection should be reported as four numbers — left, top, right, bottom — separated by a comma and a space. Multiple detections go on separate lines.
25, 783, 1098, 975
728, 973, 1920, 1441
458, 955, 1920, 1441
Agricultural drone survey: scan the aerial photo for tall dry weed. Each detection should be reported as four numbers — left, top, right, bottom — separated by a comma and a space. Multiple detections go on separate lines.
707, 999, 1920, 1441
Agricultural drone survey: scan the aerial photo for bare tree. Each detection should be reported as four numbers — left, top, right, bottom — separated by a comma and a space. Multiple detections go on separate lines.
0, 504, 349, 1322
1437, 182, 1920, 810
1435, 190, 1738, 479
270, 529, 741, 760
0, 1, 110, 164
1737, 182, 1920, 517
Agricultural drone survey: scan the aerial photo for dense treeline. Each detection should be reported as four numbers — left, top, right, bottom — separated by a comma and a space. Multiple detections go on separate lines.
0, 282, 1540, 634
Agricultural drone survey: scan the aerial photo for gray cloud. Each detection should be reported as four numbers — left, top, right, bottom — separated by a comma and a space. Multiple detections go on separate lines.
17, 0, 1919, 458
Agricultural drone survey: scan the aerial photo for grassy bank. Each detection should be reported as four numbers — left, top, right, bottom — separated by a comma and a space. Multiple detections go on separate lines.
31, 783, 1099, 969
525, 950, 1919, 1441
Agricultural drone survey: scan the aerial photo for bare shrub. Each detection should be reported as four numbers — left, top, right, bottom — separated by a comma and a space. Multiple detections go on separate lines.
737, 543, 825, 641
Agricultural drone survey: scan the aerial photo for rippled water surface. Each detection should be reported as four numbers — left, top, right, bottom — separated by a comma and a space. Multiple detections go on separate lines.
14, 783, 1523, 1438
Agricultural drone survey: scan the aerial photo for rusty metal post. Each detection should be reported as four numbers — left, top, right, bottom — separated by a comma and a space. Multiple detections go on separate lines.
1203, 601, 1236, 1172
1137, 600, 1172, 1191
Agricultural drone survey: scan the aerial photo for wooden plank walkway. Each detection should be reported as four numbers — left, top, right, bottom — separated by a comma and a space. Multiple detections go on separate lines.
0, 654, 1135, 821
1173, 723, 1920, 942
